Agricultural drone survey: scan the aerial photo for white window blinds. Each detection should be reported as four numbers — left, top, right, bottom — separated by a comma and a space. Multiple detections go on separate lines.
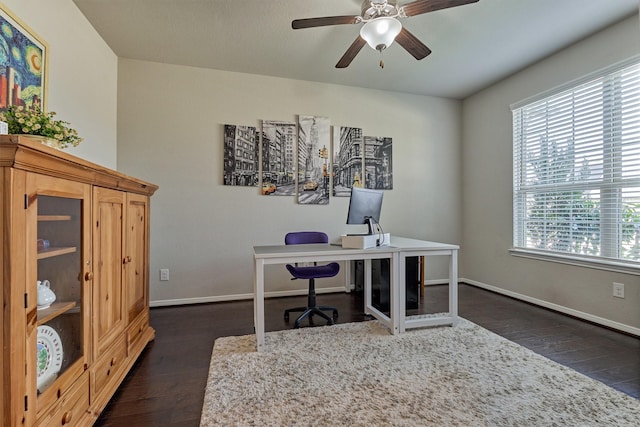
512, 58, 640, 265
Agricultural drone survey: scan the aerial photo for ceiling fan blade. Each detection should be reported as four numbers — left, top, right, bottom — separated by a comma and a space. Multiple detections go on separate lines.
401, 0, 479, 17
335, 37, 366, 68
292, 16, 359, 29
395, 28, 432, 60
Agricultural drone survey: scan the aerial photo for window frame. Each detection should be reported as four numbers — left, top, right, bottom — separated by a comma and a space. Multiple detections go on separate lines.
511, 55, 640, 275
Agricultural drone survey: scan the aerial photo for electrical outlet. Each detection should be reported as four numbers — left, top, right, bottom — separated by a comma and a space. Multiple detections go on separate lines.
612, 282, 624, 299
160, 268, 170, 281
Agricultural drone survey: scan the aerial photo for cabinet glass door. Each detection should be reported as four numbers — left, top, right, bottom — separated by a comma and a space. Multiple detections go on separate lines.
36, 195, 84, 394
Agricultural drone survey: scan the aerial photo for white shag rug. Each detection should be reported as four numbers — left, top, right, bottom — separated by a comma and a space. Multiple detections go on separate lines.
200, 318, 640, 426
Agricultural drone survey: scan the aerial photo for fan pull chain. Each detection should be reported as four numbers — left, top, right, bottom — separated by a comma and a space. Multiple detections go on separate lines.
379, 50, 384, 69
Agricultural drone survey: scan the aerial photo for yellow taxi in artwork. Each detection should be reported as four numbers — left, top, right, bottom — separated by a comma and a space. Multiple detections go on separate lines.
262, 182, 276, 195
303, 181, 318, 191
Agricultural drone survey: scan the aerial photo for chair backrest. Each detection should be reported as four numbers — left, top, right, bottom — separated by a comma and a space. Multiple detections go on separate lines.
285, 231, 329, 245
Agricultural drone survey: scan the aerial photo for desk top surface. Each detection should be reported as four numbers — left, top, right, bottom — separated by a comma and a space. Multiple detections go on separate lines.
254, 236, 459, 258
390, 236, 459, 251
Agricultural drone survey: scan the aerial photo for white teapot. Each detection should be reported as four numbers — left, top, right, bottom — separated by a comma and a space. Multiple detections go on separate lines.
37, 280, 56, 309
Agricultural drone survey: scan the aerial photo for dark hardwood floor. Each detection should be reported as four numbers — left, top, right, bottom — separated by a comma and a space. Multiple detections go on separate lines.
95, 284, 640, 426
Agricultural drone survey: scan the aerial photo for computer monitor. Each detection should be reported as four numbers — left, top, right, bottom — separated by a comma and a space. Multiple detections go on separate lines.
346, 187, 383, 235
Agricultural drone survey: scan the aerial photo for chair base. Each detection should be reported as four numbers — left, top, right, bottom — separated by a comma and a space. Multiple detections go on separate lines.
284, 306, 339, 328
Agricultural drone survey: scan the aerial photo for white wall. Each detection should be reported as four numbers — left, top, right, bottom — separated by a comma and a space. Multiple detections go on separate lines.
462, 16, 640, 333
2, 0, 118, 167
116, 59, 462, 304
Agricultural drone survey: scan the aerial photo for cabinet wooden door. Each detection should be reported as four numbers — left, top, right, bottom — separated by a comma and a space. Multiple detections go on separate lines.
24, 172, 92, 423
92, 187, 126, 360
125, 193, 149, 323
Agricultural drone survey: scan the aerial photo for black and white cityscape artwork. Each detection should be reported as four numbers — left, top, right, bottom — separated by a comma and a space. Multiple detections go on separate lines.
261, 120, 296, 196
297, 116, 330, 205
223, 120, 394, 200
223, 124, 258, 186
333, 126, 364, 196
364, 136, 393, 190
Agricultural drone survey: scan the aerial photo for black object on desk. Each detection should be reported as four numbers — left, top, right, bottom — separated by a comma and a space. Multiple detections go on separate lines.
353, 257, 420, 312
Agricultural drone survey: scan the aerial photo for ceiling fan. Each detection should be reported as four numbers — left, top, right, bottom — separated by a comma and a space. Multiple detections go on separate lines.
292, 0, 479, 68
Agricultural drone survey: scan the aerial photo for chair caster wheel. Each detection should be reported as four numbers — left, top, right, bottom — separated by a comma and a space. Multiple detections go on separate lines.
332, 312, 339, 321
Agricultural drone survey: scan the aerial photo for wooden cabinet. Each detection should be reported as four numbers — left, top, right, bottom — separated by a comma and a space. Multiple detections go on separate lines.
1, 135, 158, 426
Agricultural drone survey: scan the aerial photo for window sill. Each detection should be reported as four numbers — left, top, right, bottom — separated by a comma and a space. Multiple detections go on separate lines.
509, 248, 640, 276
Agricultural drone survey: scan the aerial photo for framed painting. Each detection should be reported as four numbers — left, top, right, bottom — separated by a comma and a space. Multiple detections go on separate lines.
0, 4, 48, 111
223, 124, 258, 187
332, 126, 363, 196
297, 115, 330, 205
364, 136, 393, 189
261, 120, 296, 196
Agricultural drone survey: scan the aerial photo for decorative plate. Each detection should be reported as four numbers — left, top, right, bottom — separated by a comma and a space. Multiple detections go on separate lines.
36, 325, 63, 391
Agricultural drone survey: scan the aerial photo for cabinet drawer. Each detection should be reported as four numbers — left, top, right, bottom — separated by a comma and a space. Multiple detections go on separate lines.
127, 311, 151, 356
36, 372, 90, 427
91, 337, 127, 399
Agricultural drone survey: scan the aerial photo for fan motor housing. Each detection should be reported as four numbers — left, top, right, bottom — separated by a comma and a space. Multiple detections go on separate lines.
361, 0, 399, 20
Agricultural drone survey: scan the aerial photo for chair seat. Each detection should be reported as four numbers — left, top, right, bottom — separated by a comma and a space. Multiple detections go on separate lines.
286, 262, 340, 280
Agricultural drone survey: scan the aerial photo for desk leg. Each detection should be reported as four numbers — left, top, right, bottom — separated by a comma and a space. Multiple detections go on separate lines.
392, 252, 401, 334
344, 260, 351, 293
254, 258, 266, 352
420, 256, 425, 298
449, 250, 458, 324
364, 258, 372, 315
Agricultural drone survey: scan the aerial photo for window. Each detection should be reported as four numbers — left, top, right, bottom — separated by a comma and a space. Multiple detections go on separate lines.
512, 57, 640, 267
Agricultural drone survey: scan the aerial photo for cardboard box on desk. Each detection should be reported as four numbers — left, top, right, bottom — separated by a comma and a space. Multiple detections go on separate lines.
341, 233, 391, 249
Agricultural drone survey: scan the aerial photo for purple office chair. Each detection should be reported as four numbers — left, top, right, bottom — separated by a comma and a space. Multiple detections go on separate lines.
284, 231, 340, 328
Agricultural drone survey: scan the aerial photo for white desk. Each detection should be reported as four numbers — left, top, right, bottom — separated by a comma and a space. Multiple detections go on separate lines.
253, 236, 459, 352
392, 237, 459, 332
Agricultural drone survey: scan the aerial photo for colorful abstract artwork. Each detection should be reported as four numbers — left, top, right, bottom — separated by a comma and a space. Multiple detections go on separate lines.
0, 5, 47, 111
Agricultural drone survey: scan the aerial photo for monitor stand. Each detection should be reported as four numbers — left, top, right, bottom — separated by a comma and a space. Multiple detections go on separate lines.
365, 216, 375, 235
347, 217, 376, 236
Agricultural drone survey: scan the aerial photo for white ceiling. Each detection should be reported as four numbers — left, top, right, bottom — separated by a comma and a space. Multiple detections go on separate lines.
72, 0, 639, 99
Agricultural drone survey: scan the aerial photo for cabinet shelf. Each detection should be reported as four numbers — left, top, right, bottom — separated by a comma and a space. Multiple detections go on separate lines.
37, 301, 77, 326
37, 246, 77, 259
38, 215, 72, 221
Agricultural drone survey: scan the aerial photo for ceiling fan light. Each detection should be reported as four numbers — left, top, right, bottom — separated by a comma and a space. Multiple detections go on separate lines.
360, 17, 402, 51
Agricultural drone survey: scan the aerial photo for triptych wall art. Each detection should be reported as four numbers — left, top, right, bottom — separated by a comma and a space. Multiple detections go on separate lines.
223, 116, 393, 205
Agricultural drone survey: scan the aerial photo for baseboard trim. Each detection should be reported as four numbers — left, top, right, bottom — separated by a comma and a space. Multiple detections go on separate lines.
462, 278, 640, 337
150, 279, 639, 337
149, 286, 347, 308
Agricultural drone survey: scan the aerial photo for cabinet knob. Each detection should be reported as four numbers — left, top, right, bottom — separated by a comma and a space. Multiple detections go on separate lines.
123, 256, 132, 264
61, 411, 72, 425
110, 357, 117, 366
84, 272, 94, 281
